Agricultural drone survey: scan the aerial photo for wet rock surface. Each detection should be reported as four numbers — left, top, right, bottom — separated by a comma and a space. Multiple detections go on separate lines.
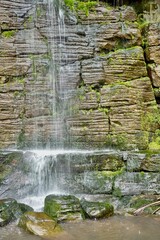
80, 198, 114, 219
18, 211, 63, 238
44, 195, 83, 222
0, 198, 33, 227
0, 150, 159, 201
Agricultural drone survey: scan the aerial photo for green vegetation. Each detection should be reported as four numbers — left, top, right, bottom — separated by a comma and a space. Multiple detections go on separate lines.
141, 108, 160, 150
149, 129, 160, 150
100, 168, 125, 178
105, 134, 127, 150
44, 200, 61, 219
64, 0, 97, 16
2, 30, 16, 38
113, 187, 122, 198
136, 14, 149, 31
130, 196, 159, 213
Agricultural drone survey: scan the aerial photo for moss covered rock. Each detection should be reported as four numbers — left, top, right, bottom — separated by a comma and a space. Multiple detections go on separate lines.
18, 211, 63, 238
44, 195, 83, 222
0, 198, 23, 226
80, 198, 114, 219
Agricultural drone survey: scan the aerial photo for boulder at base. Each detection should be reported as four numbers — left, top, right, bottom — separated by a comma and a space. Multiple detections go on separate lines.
0, 198, 27, 227
18, 211, 63, 238
44, 195, 83, 222
80, 198, 114, 219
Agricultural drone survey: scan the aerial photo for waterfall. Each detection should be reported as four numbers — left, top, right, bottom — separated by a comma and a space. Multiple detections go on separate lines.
17, 0, 78, 207
23, 0, 75, 149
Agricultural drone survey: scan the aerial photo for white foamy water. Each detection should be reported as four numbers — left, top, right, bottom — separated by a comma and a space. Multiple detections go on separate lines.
19, 148, 116, 209
24, 148, 114, 156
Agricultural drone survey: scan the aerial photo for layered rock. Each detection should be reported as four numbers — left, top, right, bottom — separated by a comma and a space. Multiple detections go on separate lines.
0, 149, 159, 216
0, 0, 159, 149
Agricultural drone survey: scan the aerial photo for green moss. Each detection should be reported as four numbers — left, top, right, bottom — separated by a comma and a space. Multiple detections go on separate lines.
105, 134, 127, 150
44, 200, 61, 220
64, 0, 75, 10
149, 140, 160, 150
141, 108, 160, 149
99, 107, 109, 115
64, 0, 97, 16
130, 197, 158, 213
131, 199, 151, 209
101, 168, 125, 178
13, 77, 25, 84
28, 15, 33, 23
113, 187, 122, 198
2, 30, 16, 38
136, 14, 149, 31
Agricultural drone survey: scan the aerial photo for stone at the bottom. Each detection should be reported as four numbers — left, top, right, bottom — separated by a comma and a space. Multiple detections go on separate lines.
18, 212, 63, 238
0, 198, 23, 227
80, 198, 114, 219
44, 195, 83, 222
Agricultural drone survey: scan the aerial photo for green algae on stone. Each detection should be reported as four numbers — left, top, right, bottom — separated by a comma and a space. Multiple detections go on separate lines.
80, 198, 114, 219
18, 211, 63, 238
1, 30, 16, 38
0, 198, 23, 227
64, 0, 97, 15
44, 195, 83, 222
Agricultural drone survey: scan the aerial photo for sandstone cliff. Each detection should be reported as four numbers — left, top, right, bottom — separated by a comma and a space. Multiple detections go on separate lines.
0, 0, 160, 150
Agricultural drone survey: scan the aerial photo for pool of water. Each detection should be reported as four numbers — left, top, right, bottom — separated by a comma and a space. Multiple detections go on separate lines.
0, 216, 160, 240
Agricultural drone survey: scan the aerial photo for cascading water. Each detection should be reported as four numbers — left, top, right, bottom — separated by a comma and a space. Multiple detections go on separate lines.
18, 0, 78, 207
20, 148, 114, 209
23, 0, 76, 149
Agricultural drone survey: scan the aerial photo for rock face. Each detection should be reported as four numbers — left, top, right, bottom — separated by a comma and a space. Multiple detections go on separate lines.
0, 0, 159, 150
0, 149, 159, 216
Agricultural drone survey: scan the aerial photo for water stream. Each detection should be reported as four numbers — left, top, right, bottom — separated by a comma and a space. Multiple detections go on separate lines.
0, 216, 160, 240
24, 0, 76, 149
18, 148, 115, 209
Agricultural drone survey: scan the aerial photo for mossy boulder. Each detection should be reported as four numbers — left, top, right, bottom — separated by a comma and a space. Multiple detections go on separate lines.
80, 198, 114, 219
44, 195, 83, 222
18, 211, 63, 238
0, 198, 29, 227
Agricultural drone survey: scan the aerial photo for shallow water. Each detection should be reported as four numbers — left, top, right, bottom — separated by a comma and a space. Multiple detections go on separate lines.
0, 216, 160, 240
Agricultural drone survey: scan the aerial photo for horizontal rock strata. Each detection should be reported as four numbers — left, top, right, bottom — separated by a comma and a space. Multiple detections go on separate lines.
0, 1, 159, 149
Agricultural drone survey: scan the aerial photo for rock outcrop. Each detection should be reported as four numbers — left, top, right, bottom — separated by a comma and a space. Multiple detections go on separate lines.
0, 0, 160, 150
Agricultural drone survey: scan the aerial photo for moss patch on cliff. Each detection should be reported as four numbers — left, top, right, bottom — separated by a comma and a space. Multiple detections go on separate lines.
105, 134, 128, 150
64, 0, 97, 15
1, 30, 16, 38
